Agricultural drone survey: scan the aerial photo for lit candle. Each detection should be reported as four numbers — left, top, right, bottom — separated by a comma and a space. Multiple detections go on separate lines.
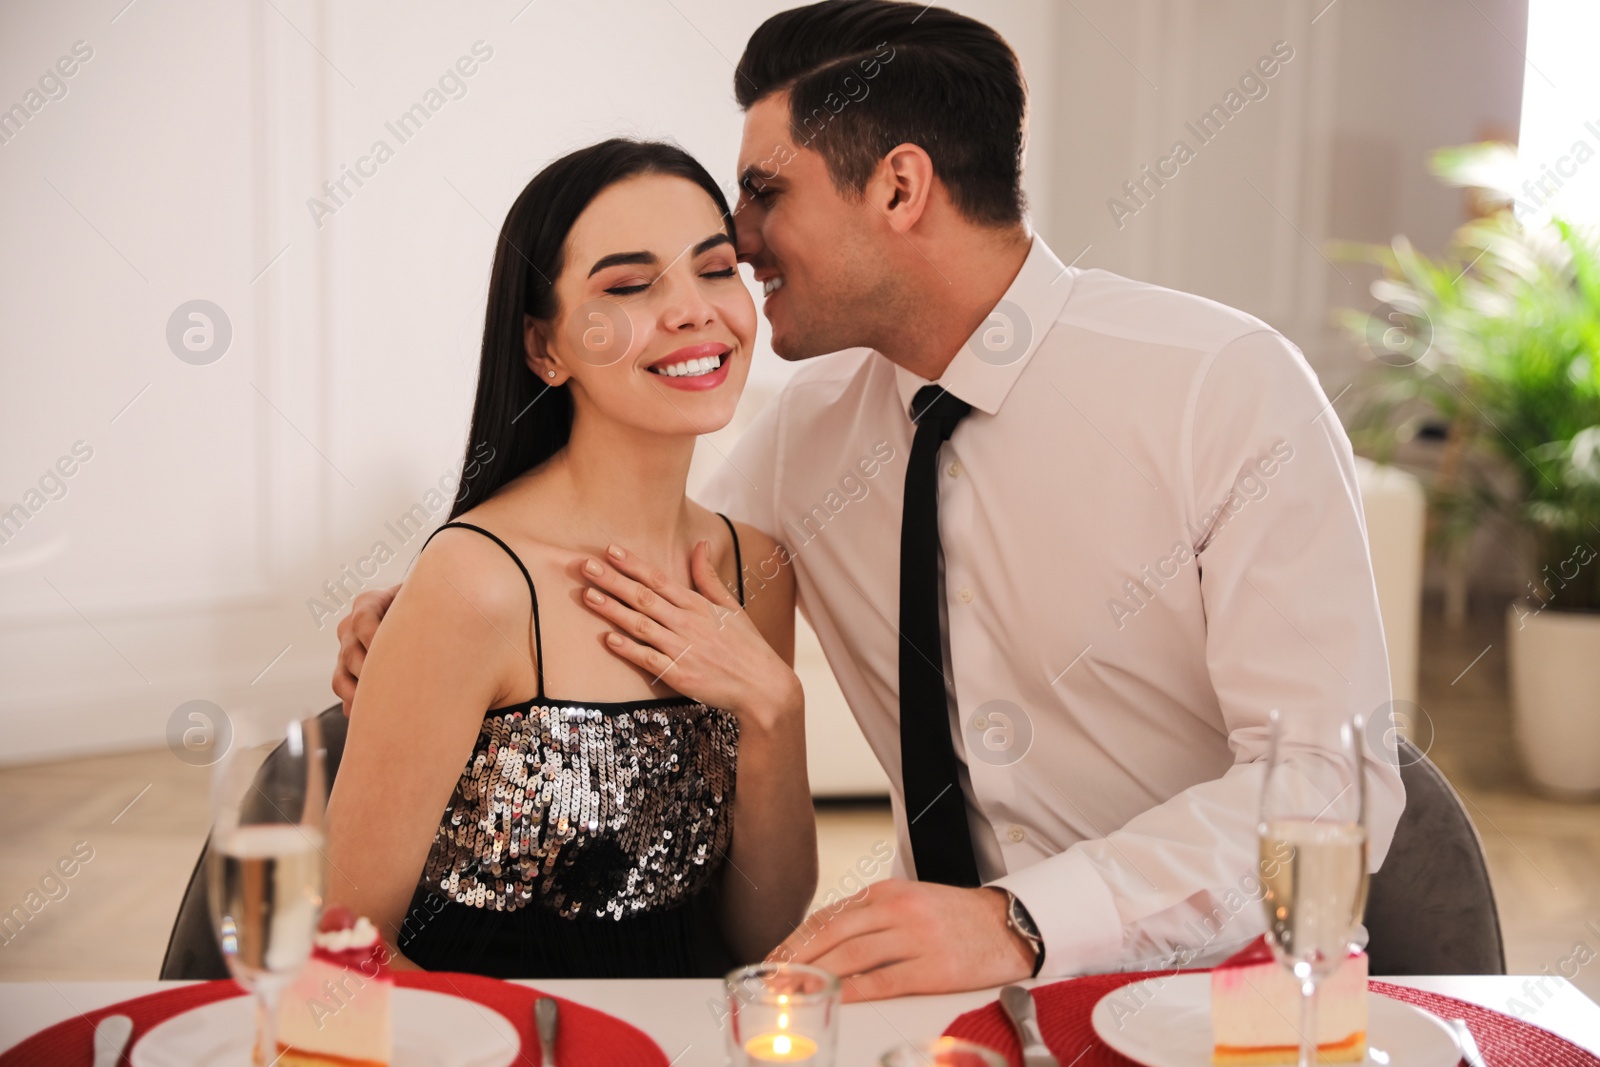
725, 966, 837, 1064
743, 1031, 819, 1061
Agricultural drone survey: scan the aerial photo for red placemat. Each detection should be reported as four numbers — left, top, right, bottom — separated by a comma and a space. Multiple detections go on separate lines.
0, 970, 668, 1067
943, 969, 1600, 1067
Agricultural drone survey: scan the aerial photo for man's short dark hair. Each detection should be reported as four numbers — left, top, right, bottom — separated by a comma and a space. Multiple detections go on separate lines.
735, 0, 1027, 226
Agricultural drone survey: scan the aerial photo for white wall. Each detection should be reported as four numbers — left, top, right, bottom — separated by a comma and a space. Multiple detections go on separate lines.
1037, 0, 1527, 381
0, 0, 1527, 766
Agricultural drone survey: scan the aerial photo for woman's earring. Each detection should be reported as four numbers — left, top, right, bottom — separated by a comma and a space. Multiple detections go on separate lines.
547, 371, 556, 379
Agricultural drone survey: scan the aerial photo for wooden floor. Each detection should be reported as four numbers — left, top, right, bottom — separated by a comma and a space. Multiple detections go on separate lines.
1413, 602, 1600, 1003
1, 602, 1596, 1002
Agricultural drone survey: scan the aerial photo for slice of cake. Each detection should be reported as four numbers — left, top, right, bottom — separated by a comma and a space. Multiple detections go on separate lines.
277, 907, 393, 1067
1210, 934, 1367, 1064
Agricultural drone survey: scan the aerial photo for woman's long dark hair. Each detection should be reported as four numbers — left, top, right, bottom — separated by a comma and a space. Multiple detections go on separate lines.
449, 139, 735, 520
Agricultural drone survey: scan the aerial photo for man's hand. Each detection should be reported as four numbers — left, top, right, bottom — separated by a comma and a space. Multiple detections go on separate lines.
770, 880, 1035, 1001
333, 584, 401, 715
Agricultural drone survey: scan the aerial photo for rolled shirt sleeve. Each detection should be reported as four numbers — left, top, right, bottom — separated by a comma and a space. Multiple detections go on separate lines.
994, 329, 1405, 977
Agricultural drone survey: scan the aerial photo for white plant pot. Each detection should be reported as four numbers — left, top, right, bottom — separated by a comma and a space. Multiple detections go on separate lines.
1507, 603, 1600, 797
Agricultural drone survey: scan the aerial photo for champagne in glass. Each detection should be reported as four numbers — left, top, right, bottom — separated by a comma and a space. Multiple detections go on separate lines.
1259, 820, 1368, 969
210, 824, 324, 984
1258, 711, 1368, 1067
208, 714, 326, 1065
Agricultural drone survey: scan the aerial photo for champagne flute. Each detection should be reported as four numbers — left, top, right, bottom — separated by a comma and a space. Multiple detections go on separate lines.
1258, 709, 1368, 1067
207, 713, 327, 1065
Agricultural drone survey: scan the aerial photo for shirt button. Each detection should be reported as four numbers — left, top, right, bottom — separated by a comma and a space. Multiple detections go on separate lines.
958, 587, 974, 604
948, 461, 963, 478
1007, 825, 1026, 843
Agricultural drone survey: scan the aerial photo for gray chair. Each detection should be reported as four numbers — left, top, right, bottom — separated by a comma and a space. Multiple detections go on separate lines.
160, 705, 348, 980
1365, 738, 1505, 975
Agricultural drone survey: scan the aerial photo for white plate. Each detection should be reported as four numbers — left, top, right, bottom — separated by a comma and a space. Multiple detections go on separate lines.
131, 986, 521, 1067
1090, 974, 1460, 1067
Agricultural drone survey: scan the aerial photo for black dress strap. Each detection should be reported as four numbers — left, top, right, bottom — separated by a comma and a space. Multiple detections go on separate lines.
715, 513, 746, 607
421, 521, 545, 698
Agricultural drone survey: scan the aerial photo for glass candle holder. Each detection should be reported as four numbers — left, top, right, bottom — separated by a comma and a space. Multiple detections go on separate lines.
724, 962, 840, 1065
879, 1037, 1008, 1066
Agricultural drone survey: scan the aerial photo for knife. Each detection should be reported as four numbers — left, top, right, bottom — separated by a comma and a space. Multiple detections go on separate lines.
92, 1014, 132, 1067
999, 985, 1059, 1067
535, 996, 559, 1067
1448, 1018, 1486, 1067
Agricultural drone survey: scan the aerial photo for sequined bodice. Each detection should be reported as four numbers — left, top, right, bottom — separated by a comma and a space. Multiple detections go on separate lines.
418, 695, 738, 920
404, 519, 748, 947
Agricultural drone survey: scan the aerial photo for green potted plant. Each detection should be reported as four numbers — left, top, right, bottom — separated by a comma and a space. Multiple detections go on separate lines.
1337, 142, 1600, 797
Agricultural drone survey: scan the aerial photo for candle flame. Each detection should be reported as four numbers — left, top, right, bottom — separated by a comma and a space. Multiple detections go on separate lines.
777, 1012, 789, 1029
774, 1035, 792, 1055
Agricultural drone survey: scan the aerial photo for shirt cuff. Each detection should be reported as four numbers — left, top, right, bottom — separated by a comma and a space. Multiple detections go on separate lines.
990, 848, 1123, 978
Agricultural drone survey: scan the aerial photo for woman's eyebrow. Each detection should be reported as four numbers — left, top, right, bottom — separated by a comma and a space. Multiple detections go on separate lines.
588, 233, 732, 278
588, 250, 655, 276
693, 233, 733, 256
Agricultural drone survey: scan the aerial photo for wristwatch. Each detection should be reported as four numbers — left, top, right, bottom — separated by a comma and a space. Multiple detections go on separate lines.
997, 888, 1045, 977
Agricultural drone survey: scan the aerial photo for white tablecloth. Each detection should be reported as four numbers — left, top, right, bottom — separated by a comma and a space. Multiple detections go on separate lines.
2, 975, 1597, 1064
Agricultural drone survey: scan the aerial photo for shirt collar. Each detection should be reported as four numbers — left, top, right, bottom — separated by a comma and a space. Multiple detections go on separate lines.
893, 235, 1079, 419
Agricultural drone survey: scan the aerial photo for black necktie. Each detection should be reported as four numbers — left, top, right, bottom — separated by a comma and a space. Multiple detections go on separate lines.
899, 385, 981, 887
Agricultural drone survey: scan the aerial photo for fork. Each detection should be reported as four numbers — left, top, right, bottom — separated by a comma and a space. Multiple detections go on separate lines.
535, 996, 559, 1067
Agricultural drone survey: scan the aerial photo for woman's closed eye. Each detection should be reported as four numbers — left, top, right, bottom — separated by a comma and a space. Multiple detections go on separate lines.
603, 265, 737, 296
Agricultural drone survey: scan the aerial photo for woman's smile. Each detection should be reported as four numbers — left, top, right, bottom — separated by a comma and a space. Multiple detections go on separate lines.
645, 341, 734, 391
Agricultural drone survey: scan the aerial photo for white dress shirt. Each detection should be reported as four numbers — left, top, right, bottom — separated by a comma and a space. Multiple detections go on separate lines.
699, 236, 1405, 977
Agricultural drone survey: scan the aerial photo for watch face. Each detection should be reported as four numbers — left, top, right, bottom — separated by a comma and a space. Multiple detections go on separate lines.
1010, 895, 1041, 939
